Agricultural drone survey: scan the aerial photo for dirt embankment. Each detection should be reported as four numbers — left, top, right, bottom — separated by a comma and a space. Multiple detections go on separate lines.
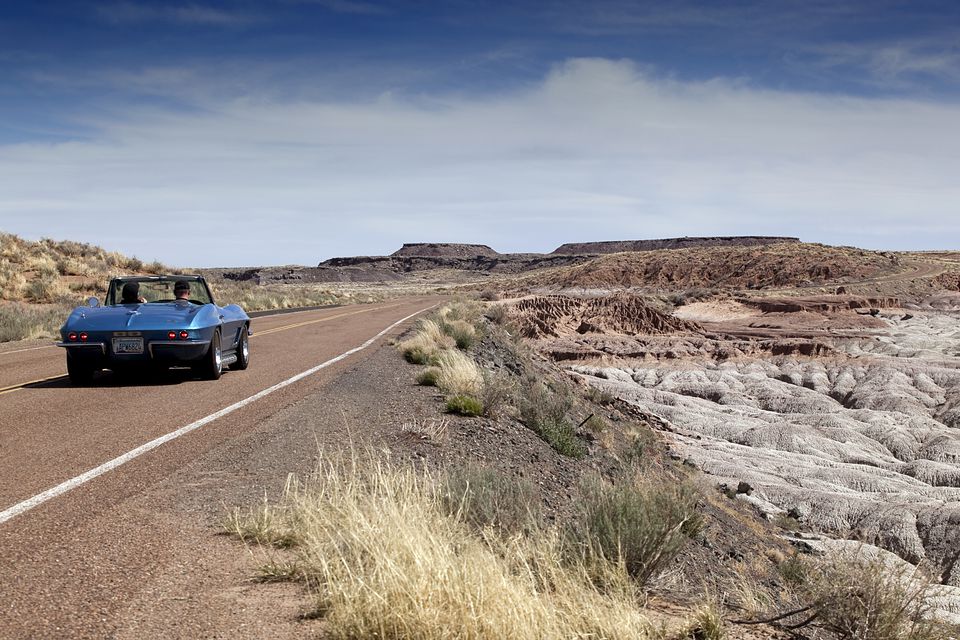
511, 295, 702, 339
551, 236, 800, 255
738, 295, 901, 314
517, 243, 903, 292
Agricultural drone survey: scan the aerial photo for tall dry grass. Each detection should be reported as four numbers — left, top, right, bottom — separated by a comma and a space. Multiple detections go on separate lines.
397, 318, 456, 364
0, 303, 72, 342
435, 349, 483, 397
226, 455, 653, 640
209, 280, 377, 312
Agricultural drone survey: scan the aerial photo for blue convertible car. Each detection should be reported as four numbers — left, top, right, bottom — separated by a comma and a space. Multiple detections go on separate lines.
58, 275, 250, 384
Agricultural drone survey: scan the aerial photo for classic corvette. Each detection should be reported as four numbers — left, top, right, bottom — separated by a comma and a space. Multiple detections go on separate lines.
58, 275, 250, 384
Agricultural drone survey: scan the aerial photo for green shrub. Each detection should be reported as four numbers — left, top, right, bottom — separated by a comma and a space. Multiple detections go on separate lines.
583, 415, 608, 433
569, 475, 703, 586
441, 318, 478, 350
799, 555, 952, 640
24, 274, 70, 303
480, 372, 515, 418
519, 381, 586, 458
623, 427, 660, 467
484, 304, 508, 325
446, 395, 483, 417
776, 554, 809, 587
404, 346, 432, 365
440, 464, 541, 533
416, 367, 441, 386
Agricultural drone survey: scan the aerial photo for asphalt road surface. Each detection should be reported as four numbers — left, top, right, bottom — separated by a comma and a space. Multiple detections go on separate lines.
0, 297, 439, 638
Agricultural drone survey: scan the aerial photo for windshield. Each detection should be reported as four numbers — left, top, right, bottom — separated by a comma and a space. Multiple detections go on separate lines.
107, 277, 213, 306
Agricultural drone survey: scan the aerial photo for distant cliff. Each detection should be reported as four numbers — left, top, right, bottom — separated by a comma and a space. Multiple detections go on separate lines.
391, 243, 500, 258
551, 236, 800, 255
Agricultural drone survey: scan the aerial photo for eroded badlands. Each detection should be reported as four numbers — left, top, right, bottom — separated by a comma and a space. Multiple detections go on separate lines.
534, 298, 960, 599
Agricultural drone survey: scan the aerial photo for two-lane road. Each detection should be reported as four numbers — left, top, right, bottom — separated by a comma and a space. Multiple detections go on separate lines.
0, 296, 439, 638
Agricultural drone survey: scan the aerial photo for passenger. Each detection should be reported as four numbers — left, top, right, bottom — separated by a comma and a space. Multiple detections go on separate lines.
120, 282, 146, 304
173, 280, 191, 301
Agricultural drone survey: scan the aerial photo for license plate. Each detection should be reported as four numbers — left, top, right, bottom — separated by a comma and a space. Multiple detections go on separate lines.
112, 337, 144, 354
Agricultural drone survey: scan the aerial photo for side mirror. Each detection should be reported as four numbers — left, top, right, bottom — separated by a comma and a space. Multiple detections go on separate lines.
86, 297, 100, 308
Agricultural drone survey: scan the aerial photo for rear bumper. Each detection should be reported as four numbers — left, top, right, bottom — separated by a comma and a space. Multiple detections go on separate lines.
57, 340, 210, 364
57, 342, 107, 354
148, 340, 210, 362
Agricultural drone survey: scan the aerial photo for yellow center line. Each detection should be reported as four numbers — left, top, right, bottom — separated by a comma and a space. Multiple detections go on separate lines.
0, 374, 69, 397
252, 303, 404, 337
0, 303, 409, 396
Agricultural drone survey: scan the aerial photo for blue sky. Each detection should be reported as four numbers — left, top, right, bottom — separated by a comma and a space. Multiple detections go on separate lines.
1, 1, 958, 266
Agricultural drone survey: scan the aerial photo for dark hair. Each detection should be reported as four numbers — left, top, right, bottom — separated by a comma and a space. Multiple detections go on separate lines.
121, 282, 140, 303
173, 280, 190, 294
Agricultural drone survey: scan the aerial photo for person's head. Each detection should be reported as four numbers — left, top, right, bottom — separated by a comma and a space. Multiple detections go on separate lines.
121, 282, 141, 303
173, 280, 190, 300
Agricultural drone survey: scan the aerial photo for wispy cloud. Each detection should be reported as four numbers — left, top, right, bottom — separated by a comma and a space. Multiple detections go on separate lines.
96, 2, 257, 27
293, 0, 390, 15
1, 58, 958, 265
813, 40, 960, 82
533, 0, 875, 36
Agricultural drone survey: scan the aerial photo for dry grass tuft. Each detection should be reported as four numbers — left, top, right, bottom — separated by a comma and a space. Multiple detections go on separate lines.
0, 302, 72, 342
435, 349, 483, 397
679, 600, 726, 640
441, 318, 477, 349
400, 417, 450, 444
398, 319, 456, 364
228, 454, 653, 639
415, 366, 441, 386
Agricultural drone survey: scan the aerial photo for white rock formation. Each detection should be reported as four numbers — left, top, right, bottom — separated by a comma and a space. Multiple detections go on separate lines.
570, 312, 960, 590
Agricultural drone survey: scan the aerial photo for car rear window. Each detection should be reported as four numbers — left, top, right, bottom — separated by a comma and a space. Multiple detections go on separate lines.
109, 278, 212, 305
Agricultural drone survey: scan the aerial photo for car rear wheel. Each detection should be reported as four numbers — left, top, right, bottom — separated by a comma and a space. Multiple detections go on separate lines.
231, 326, 250, 371
66, 353, 95, 385
197, 330, 222, 380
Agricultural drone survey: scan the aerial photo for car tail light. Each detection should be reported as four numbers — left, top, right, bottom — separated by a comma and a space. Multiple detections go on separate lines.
168, 331, 177, 340
68, 332, 78, 341
79, 332, 88, 342
179, 330, 189, 340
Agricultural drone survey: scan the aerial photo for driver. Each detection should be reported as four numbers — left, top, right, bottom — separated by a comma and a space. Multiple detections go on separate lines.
121, 282, 146, 304
173, 280, 191, 301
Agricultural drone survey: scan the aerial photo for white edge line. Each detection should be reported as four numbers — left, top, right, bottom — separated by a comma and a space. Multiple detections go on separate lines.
0, 304, 434, 525
0, 344, 57, 356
